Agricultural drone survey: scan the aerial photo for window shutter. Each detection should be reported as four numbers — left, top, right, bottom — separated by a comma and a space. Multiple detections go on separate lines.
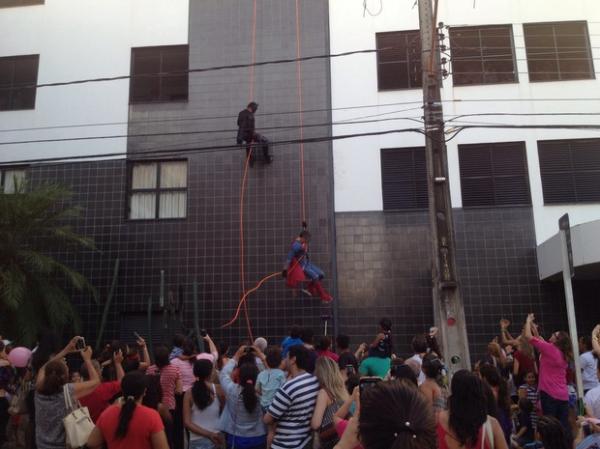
459, 142, 530, 207
381, 147, 428, 210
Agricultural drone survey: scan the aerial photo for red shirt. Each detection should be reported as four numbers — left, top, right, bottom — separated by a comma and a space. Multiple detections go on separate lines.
317, 350, 339, 362
96, 403, 164, 449
146, 364, 180, 410
80, 381, 121, 422
514, 350, 536, 377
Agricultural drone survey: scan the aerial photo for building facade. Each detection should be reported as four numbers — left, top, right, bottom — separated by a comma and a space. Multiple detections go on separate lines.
1, 0, 599, 358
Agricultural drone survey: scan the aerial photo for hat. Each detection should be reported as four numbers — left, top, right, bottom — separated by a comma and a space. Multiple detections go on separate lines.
254, 337, 268, 352
196, 353, 216, 363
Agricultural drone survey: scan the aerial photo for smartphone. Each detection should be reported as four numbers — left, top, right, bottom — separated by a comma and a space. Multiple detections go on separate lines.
75, 337, 86, 351
133, 331, 142, 340
200, 329, 208, 337
359, 376, 381, 396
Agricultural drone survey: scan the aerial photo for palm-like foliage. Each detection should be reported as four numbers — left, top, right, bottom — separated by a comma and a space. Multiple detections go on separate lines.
0, 182, 96, 345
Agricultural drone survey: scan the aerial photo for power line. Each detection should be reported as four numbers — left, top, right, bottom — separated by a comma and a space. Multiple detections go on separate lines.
0, 128, 427, 166
3, 97, 600, 135
0, 48, 383, 91
0, 115, 427, 147
2, 123, 600, 167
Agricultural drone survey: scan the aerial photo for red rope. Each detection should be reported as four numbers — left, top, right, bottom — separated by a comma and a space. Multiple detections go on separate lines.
294, 0, 306, 224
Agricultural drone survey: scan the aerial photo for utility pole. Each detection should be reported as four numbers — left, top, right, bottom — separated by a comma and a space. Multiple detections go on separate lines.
418, 0, 471, 374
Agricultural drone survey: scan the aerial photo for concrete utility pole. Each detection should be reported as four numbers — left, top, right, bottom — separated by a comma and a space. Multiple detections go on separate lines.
417, 0, 471, 373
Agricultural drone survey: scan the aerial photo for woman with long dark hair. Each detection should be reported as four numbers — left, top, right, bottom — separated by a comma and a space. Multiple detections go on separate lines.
535, 416, 569, 449
183, 359, 225, 449
87, 371, 169, 449
523, 314, 572, 441
35, 337, 100, 449
479, 364, 512, 444
436, 370, 508, 449
219, 346, 267, 449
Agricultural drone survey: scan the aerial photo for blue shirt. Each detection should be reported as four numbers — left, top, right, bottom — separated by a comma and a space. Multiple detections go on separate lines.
257, 368, 286, 408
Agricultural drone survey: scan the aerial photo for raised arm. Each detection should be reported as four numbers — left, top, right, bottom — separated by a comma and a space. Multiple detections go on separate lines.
523, 314, 534, 341
137, 336, 151, 370
114, 350, 125, 381
204, 334, 219, 361
36, 336, 79, 388
73, 346, 100, 399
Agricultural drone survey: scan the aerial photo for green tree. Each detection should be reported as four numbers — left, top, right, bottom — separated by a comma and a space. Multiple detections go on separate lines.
0, 182, 96, 345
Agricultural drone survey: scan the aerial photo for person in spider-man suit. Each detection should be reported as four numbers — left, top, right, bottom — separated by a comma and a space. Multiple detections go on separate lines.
282, 228, 333, 304
236, 101, 272, 166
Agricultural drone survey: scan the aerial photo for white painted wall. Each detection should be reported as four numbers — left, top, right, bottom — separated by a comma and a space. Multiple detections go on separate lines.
0, 0, 188, 163
330, 0, 600, 244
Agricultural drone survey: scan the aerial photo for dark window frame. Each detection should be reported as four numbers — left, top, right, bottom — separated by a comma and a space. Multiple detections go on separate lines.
449, 24, 518, 86
127, 159, 188, 221
376, 30, 423, 91
0, 54, 39, 111
459, 141, 531, 208
537, 138, 600, 205
523, 20, 595, 82
380, 147, 428, 211
0, 165, 27, 193
0, 0, 44, 8
129, 45, 189, 104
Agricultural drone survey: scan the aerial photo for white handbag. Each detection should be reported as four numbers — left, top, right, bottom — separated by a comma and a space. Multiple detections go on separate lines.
62, 384, 95, 448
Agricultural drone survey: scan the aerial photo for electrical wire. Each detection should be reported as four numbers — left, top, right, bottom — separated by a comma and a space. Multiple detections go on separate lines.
0, 48, 384, 91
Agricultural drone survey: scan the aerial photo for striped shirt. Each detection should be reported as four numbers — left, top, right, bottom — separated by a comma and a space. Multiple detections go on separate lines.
268, 372, 319, 449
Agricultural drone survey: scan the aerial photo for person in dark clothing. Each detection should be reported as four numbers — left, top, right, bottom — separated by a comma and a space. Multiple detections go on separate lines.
237, 101, 271, 166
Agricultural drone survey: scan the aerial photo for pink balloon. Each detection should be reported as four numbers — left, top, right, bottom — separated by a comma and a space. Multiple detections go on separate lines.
7, 347, 32, 368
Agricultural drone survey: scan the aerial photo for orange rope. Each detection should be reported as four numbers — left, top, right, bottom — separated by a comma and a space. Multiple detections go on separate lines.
237, 0, 259, 342
294, 0, 306, 224
221, 272, 280, 329
239, 149, 254, 341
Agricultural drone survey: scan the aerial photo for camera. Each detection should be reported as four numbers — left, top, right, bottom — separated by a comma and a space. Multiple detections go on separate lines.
200, 329, 208, 337
75, 337, 86, 351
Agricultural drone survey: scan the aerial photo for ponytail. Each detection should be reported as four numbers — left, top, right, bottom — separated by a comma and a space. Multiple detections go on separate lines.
239, 364, 259, 413
192, 359, 214, 410
115, 396, 137, 439
115, 371, 147, 439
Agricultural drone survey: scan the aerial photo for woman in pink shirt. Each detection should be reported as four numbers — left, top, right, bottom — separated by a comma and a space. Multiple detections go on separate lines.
523, 313, 573, 443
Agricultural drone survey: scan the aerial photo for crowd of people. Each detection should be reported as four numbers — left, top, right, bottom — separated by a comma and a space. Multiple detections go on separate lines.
0, 314, 599, 449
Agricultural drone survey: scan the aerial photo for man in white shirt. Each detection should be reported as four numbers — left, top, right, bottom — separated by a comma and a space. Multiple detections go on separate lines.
580, 336, 599, 394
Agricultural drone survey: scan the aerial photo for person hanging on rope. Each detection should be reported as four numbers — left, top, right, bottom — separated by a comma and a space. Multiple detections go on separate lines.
237, 101, 272, 166
282, 226, 333, 304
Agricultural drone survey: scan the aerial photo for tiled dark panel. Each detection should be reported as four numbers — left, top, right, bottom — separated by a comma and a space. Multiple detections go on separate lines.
24, 0, 335, 351
335, 207, 582, 361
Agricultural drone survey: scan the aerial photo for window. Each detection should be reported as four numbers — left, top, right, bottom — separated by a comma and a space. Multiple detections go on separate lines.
0, 167, 26, 193
128, 161, 187, 219
0, 55, 39, 111
450, 25, 517, 86
459, 142, 530, 207
523, 21, 594, 82
381, 147, 428, 210
0, 0, 44, 7
130, 45, 189, 103
538, 139, 600, 204
376, 31, 422, 90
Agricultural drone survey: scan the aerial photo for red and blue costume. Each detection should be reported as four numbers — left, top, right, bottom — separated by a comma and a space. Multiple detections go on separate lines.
284, 237, 333, 303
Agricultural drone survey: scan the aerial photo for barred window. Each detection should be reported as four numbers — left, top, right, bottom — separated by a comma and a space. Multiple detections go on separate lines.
523, 21, 594, 82
130, 45, 189, 103
450, 25, 517, 86
376, 31, 422, 90
0, 55, 39, 111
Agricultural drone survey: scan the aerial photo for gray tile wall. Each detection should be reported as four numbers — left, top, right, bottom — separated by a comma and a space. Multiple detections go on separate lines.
335, 207, 580, 360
